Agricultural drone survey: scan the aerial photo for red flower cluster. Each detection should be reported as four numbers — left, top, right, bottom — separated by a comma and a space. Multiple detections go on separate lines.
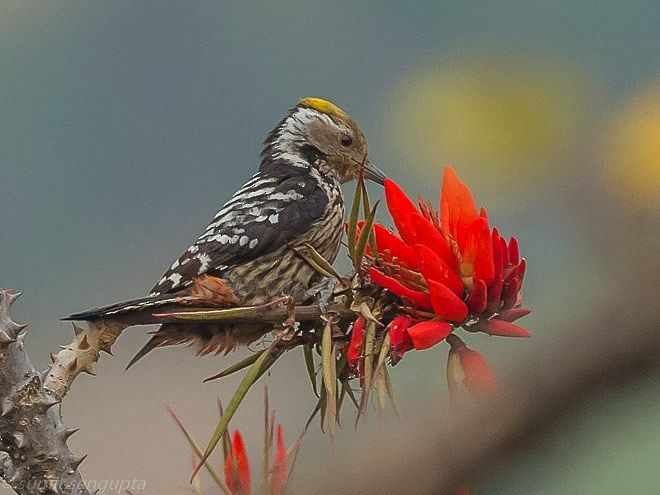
366, 166, 531, 362
224, 426, 289, 495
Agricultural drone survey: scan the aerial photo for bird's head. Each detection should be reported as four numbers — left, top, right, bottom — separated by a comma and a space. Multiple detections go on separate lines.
262, 97, 387, 185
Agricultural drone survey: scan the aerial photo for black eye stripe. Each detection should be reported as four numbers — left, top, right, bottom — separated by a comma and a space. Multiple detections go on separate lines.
340, 134, 353, 146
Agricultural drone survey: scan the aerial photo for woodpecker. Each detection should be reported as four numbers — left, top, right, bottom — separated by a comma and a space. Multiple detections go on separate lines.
65, 97, 387, 368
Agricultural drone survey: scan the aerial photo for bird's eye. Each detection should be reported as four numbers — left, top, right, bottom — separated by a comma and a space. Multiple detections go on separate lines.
340, 134, 353, 147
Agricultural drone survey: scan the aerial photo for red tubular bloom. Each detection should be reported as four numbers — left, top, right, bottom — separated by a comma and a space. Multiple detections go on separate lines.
406, 320, 453, 350
448, 335, 498, 397
410, 213, 454, 265
347, 316, 366, 371
369, 267, 433, 310
496, 307, 531, 322
485, 319, 531, 338
417, 244, 464, 297
502, 277, 522, 310
388, 315, 414, 363
368, 166, 531, 358
466, 278, 488, 314
460, 217, 495, 284
508, 236, 520, 265
270, 425, 288, 495
441, 166, 478, 245
384, 178, 419, 244
428, 280, 469, 323
225, 430, 252, 495
373, 224, 419, 269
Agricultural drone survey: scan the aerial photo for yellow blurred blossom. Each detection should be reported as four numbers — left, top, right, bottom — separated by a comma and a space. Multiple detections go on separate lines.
382, 51, 592, 186
603, 83, 660, 206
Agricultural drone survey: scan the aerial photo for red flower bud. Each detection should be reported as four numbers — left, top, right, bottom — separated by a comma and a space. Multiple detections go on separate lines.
347, 316, 366, 371
225, 430, 252, 495
496, 307, 531, 322
417, 244, 464, 297
369, 267, 433, 310
447, 335, 499, 397
502, 277, 521, 310
410, 212, 454, 266
440, 166, 479, 245
388, 315, 414, 363
373, 224, 419, 269
270, 425, 288, 495
428, 280, 469, 323
466, 278, 488, 314
461, 217, 495, 284
486, 318, 531, 338
384, 178, 420, 244
406, 320, 453, 350
508, 236, 520, 265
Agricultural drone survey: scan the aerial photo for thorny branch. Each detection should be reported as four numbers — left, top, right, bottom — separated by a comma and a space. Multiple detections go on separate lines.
0, 289, 90, 495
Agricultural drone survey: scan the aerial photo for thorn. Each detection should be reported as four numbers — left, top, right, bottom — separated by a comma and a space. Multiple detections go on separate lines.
40, 396, 60, 411
0, 332, 16, 344
50, 353, 57, 363
13, 432, 28, 449
70, 454, 87, 470
80, 363, 96, 376
79, 334, 90, 350
99, 341, 113, 355
8, 291, 23, 306
62, 428, 79, 440
1, 398, 15, 416
7, 322, 28, 338
67, 358, 78, 372
72, 323, 84, 337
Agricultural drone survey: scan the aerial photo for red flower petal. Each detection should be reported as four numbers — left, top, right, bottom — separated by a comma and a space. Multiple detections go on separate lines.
270, 425, 288, 495
410, 213, 454, 266
448, 338, 499, 396
369, 267, 433, 310
488, 275, 503, 303
466, 278, 488, 314
440, 166, 478, 244
500, 236, 509, 266
384, 178, 419, 244
508, 236, 520, 265
388, 315, 414, 363
225, 430, 252, 495
406, 320, 453, 350
486, 318, 531, 337
492, 228, 503, 277
427, 279, 469, 323
417, 244, 464, 297
496, 308, 532, 322
502, 277, 522, 310
373, 224, 419, 269
460, 217, 495, 284
347, 316, 366, 370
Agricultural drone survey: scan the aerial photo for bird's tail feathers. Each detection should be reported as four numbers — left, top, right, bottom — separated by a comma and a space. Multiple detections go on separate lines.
63, 293, 181, 321
125, 321, 271, 370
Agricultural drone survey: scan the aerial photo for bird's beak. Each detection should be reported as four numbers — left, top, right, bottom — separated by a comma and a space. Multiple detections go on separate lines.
363, 160, 388, 185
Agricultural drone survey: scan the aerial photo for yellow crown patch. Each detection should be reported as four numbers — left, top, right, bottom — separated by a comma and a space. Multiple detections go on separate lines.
298, 97, 346, 119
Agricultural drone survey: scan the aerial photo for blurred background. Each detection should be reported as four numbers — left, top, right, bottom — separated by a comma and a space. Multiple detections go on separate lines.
0, 1, 658, 493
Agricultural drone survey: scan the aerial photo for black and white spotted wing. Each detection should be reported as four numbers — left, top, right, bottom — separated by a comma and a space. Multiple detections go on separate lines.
150, 170, 329, 295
